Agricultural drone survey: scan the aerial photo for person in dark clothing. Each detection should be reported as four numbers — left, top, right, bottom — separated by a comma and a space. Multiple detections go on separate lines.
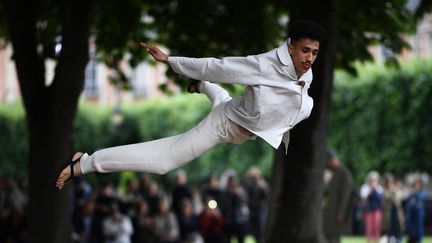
73, 201, 95, 243
199, 198, 226, 243
201, 173, 223, 207
221, 176, 249, 243
243, 167, 268, 243
405, 180, 426, 243
177, 199, 202, 243
171, 170, 193, 218
322, 150, 353, 243
89, 181, 117, 243
381, 173, 404, 243
132, 199, 158, 243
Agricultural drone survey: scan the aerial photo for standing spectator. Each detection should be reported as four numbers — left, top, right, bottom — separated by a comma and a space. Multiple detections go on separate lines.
221, 176, 249, 243
138, 175, 152, 200
177, 199, 203, 243
405, 180, 426, 243
91, 181, 118, 243
243, 166, 269, 243
73, 177, 93, 242
201, 173, 223, 206
0, 175, 28, 243
147, 181, 164, 216
73, 201, 95, 243
198, 198, 226, 243
153, 198, 180, 243
381, 173, 404, 243
322, 150, 353, 243
171, 170, 193, 218
131, 199, 158, 243
360, 171, 383, 243
118, 179, 139, 217
103, 202, 134, 243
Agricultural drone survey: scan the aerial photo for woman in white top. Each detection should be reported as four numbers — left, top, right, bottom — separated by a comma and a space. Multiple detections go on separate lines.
55, 20, 326, 190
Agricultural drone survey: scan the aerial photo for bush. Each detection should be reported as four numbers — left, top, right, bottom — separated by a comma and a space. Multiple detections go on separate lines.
0, 102, 28, 179
328, 58, 432, 184
0, 95, 274, 185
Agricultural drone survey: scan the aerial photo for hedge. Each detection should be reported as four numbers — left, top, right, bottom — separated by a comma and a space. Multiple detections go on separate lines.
0, 95, 274, 186
328, 58, 432, 184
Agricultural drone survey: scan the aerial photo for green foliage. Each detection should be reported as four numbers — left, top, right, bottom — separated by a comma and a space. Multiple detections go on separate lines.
276, 0, 417, 74
1, 0, 428, 83
328, 58, 432, 185
0, 96, 273, 183
146, 0, 285, 90
0, 102, 28, 179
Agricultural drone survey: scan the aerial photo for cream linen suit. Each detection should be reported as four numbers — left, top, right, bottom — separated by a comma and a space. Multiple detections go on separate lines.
80, 40, 314, 175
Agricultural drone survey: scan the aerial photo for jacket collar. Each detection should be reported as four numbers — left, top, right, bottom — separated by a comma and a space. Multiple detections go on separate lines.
277, 39, 297, 80
277, 39, 292, 66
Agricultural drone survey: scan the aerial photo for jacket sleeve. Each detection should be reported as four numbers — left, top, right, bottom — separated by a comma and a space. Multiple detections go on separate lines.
168, 55, 263, 86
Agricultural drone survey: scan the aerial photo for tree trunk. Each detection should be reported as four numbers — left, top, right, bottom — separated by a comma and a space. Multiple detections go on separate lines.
3, 0, 93, 242
264, 3, 338, 243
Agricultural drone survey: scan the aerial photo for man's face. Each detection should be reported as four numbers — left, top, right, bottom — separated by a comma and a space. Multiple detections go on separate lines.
326, 157, 340, 170
288, 38, 320, 77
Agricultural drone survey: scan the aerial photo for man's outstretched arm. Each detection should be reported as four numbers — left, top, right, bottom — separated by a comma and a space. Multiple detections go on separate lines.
140, 42, 263, 86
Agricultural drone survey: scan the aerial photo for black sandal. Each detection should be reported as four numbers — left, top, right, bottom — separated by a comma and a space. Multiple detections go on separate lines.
187, 80, 201, 93
54, 153, 83, 189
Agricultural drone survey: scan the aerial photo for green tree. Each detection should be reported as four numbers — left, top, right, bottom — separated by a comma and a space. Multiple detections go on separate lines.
0, 0, 282, 242
265, 1, 428, 242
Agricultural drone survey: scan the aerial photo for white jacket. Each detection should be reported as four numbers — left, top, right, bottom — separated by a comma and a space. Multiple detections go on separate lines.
168, 40, 313, 151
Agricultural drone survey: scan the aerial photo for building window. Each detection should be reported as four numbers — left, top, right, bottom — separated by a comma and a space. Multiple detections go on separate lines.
131, 64, 150, 99
428, 31, 432, 55
83, 58, 98, 98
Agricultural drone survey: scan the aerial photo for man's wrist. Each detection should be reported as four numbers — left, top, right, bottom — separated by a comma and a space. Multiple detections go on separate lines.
163, 56, 170, 64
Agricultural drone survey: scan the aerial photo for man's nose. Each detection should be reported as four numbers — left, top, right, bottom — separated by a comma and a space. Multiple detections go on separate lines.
305, 53, 312, 62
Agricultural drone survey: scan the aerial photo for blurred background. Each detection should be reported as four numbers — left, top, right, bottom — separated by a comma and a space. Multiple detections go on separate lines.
0, 0, 432, 242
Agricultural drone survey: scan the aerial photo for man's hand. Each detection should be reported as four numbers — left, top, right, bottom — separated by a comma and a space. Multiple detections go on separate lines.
140, 42, 169, 64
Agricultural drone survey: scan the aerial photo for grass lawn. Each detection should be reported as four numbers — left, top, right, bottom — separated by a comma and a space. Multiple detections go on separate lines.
342, 236, 432, 243
231, 236, 432, 243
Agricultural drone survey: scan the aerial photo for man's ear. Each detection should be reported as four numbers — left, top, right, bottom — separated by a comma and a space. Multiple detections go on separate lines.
288, 44, 294, 55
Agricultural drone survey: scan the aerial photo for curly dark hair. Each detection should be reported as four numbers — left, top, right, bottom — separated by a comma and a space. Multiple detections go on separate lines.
288, 20, 327, 43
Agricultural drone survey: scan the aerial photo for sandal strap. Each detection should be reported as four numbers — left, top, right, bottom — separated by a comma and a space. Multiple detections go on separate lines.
69, 154, 83, 180
69, 163, 75, 178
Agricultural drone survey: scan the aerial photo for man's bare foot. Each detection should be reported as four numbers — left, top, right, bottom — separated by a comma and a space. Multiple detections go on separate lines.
55, 152, 83, 190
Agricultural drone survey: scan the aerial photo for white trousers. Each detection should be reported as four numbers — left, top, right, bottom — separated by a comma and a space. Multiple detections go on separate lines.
80, 81, 256, 175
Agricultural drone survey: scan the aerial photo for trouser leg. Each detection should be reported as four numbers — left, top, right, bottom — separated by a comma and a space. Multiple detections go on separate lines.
80, 102, 249, 175
199, 81, 232, 107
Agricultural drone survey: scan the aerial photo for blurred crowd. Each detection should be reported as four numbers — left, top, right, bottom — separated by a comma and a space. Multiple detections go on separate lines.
0, 166, 269, 243
1, 156, 431, 243
322, 150, 431, 243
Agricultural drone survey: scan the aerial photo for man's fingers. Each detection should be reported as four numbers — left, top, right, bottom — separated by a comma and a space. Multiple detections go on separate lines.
140, 42, 154, 52
139, 42, 167, 63
139, 42, 149, 48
